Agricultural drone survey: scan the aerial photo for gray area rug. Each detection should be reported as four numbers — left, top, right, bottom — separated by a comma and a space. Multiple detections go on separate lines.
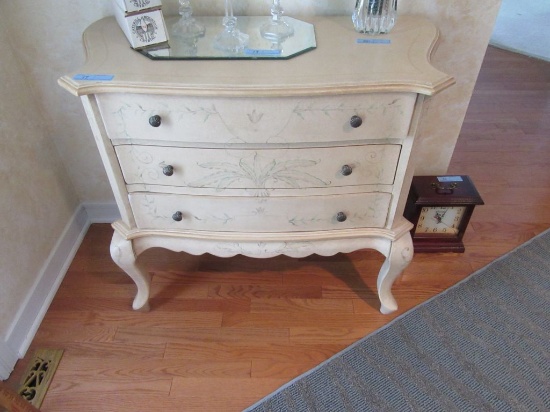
245, 229, 550, 411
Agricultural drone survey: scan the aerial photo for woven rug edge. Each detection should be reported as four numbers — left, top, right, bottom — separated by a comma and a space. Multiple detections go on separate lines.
243, 227, 550, 411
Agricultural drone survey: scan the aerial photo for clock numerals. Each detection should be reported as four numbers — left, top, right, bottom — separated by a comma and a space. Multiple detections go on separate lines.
415, 206, 466, 236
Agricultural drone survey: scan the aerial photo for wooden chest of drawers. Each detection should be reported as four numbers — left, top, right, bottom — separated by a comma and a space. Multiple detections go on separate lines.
59, 15, 453, 314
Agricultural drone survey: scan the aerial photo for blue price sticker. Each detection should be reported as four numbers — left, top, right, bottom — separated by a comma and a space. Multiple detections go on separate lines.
356, 39, 391, 45
244, 48, 282, 56
437, 176, 464, 183
73, 74, 115, 81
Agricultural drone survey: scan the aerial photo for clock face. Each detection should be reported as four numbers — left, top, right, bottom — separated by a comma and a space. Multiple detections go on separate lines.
415, 206, 467, 236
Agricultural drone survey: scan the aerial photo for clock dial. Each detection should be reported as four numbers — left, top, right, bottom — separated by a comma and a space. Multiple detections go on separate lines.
415, 206, 466, 236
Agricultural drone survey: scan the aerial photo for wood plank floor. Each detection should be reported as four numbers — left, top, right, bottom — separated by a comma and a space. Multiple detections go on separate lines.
6, 46, 550, 411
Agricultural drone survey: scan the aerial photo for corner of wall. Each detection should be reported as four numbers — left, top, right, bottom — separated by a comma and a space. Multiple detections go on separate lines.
82, 202, 121, 224
0, 202, 119, 379
0, 205, 90, 379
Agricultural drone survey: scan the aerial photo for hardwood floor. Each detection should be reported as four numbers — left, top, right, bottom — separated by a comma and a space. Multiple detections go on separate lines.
6, 46, 550, 411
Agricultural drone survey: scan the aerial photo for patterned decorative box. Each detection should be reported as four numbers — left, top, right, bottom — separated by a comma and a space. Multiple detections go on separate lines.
113, 0, 169, 49
113, 0, 163, 13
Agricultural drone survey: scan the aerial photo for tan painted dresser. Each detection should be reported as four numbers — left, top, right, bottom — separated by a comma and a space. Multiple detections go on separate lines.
59, 15, 454, 314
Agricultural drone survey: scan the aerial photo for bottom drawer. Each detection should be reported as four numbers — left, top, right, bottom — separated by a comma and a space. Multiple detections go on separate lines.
129, 193, 391, 232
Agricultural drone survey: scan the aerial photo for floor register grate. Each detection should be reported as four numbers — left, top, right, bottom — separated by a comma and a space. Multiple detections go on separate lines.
17, 349, 64, 409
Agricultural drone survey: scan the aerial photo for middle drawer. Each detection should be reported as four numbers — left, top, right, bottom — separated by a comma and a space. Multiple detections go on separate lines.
116, 144, 401, 190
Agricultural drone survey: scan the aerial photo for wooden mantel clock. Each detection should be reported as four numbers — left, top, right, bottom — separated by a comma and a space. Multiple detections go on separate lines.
404, 175, 483, 253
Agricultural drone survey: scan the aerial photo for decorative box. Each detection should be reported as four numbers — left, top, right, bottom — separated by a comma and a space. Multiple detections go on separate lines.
113, 0, 163, 13
113, 1, 169, 49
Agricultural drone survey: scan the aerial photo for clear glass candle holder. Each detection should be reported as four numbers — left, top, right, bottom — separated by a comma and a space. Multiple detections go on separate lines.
260, 0, 294, 42
214, 0, 249, 53
172, 0, 205, 39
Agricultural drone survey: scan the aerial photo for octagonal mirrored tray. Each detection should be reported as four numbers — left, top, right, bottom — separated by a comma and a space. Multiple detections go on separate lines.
138, 16, 316, 60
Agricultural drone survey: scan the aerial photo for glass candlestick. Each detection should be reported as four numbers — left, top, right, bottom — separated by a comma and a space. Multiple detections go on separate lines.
260, 0, 294, 41
214, 0, 249, 53
172, 0, 205, 39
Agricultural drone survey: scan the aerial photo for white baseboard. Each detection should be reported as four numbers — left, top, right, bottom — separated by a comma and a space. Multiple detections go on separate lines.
0, 341, 18, 380
0, 202, 119, 380
82, 201, 120, 223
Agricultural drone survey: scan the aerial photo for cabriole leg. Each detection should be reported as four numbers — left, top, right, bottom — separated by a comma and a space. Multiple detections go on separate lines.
377, 232, 414, 314
110, 230, 152, 311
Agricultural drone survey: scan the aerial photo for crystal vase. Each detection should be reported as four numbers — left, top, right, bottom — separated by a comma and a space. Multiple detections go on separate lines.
352, 0, 397, 35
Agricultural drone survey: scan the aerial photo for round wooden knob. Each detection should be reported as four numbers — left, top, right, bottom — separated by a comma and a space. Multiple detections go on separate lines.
341, 165, 353, 176
149, 115, 162, 127
336, 212, 347, 222
350, 115, 363, 128
162, 165, 174, 176
172, 211, 183, 222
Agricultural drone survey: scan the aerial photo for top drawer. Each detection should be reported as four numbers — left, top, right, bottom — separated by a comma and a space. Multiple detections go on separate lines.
97, 93, 416, 145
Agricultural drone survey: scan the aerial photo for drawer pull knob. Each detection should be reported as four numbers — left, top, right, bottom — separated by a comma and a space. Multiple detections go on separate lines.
350, 115, 363, 128
149, 115, 162, 127
172, 211, 183, 222
162, 165, 174, 176
341, 165, 353, 176
336, 212, 347, 222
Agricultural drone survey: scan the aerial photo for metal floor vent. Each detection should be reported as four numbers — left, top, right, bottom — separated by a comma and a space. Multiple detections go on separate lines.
18, 349, 64, 408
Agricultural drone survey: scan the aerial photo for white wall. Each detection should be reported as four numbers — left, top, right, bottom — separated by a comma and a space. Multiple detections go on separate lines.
0, 0, 501, 378
490, 0, 550, 62
0, 2, 80, 377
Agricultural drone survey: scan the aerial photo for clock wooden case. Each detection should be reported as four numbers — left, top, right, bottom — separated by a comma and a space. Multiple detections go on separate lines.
404, 175, 483, 253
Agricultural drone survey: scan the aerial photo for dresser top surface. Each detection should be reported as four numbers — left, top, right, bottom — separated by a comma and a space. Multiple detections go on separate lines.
59, 15, 454, 98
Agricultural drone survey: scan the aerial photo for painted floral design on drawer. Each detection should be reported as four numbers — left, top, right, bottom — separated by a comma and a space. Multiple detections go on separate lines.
116, 145, 400, 193
129, 193, 391, 232
190, 153, 330, 192
99, 93, 415, 145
